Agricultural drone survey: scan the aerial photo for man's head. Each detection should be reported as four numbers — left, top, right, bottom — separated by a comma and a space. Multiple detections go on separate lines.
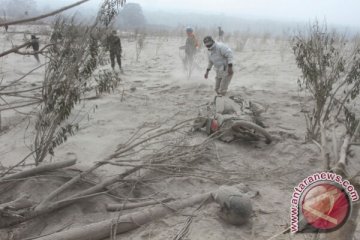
186, 27, 193, 36
31, 35, 38, 40
203, 36, 215, 49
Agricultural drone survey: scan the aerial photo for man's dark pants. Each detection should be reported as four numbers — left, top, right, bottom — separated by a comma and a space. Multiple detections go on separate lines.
110, 51, 121, 70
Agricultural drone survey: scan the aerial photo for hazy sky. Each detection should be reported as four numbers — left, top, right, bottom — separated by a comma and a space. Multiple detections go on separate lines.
130, 0, 358, 26
36, 0, 360, 28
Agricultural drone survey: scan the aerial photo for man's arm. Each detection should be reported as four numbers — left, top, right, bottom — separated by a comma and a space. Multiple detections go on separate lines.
207, 60, 214, 71
219, 44, 234, 75
219, 44, 233, 65
204, 60, 213, 79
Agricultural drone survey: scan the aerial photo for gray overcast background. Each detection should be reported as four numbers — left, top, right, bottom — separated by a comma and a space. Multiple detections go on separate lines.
35, 0, 359, 28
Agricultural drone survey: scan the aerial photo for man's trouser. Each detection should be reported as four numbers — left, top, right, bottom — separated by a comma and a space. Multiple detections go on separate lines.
32, 44, 40, 63
110, 51, 121, 69
33, 53, 40, 63
215, 67, 233, 96
184, 52, 195, 69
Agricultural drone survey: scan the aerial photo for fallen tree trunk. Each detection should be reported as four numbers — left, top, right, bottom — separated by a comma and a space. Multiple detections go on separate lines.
62, 165, 142, 202
33, 185, 253, 240
0, 120, 205, 229
34, 162, 105, 211
2, 152, 187, 227
0, 194, 34, 211
106, 197, 174, 211
36, 119, 193, 211
35, 192, 212, 240
0, 159, 77, 181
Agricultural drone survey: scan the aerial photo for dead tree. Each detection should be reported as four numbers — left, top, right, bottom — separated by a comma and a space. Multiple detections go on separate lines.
31, 186, 252, 240
0, 0, 126, 167
293, 19, 360, 239
292, 20, 360, 140
0, 119, 203, 228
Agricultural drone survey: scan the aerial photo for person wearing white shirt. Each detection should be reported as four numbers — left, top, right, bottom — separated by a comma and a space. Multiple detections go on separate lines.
203, 36, 234, 96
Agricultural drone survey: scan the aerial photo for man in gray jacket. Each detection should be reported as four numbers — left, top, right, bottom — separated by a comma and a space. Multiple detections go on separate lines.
203, 36, 234, 96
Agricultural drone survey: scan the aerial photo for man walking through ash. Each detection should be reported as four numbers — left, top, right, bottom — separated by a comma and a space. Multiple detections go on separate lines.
203, 36, 234, 96
27, 34, 40, 63
107, 30, 123, 72
179, 27, 199, 71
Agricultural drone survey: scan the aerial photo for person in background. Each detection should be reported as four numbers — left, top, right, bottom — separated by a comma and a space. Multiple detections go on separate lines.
203, 36, 234, 96
106, 30, 123, 72
27, 34, 40, 63
179, 27, 199, 70
218, 26, 224, 42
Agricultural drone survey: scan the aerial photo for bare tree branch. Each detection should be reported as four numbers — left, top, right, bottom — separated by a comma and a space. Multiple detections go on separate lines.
0, 100, 42, 111
0, 86, 43, 95
0, 63, 46, 91
0, 159, 77, 181
0, 41, 31, 58
0, 0, 90, 27
15, 43, 56, 56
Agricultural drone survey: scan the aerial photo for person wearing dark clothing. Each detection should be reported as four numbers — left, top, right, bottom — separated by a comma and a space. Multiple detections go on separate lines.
179, 27, 199, 71
4, 25, 8, 32
107, 30, 122, 72
184, 27, 198, 57
27, 35, 40, 63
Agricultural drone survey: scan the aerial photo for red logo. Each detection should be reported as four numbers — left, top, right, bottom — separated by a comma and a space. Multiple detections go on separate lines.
301, 183, 351, 231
